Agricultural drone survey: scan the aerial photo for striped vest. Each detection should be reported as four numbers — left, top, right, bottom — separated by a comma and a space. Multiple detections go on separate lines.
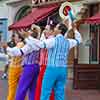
47, 34, 69, 67
22, 51, 40, 65
39, 49, 48, 66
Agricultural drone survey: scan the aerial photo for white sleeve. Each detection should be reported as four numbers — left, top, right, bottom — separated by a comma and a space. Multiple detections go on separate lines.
43, 38, 55, 49
25, 36, 55, 49
6, 44, 33, 56
67, 39, 77, 49
64, 31, 68, 38
20, 44, 34, 55
25, 36, 40, 50
68, 29, 82, 49
40, 33, 46, 41
7, 47, 22, 56
25, 36, 45, 48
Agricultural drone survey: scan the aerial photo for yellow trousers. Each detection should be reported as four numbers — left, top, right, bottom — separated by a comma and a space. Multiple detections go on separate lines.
7, 67, 22, 100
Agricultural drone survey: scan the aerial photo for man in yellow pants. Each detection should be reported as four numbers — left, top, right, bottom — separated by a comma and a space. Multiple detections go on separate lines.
2, 33, 25, 100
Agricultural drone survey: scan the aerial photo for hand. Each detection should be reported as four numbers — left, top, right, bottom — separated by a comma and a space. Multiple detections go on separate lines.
63, 18, 72, 31
23, 31, 30, 38
63, 18, 69, 28
20, 31, 30, 38
72, 22, 77, 31
18, 29, 30, 38
2, 42, 8, 49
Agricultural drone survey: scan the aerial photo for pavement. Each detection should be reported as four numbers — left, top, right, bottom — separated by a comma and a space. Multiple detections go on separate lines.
0, 70, 100, 100
0, 61, 100, 100
0, 71, 8, 100
66, 82, 100, 100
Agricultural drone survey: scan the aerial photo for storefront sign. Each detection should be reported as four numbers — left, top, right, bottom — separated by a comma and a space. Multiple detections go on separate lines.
32, 0, 81, 5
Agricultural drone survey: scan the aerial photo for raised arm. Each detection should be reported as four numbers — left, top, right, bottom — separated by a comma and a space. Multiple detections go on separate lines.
6, 44, 34, 56
63, 20, 82, 49
6, 37, 41, 57
25, 36, 55, 49
67, 29, 82, 49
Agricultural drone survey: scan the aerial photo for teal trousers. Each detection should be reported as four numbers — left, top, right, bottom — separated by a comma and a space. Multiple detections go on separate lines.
40, 66, 67, 100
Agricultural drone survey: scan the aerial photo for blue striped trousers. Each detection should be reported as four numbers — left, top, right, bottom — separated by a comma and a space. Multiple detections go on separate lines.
40, 66, 67, 100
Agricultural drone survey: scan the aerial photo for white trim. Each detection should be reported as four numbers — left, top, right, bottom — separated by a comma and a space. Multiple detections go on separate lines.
6, 0, 29, 5
83, 0, 100, 4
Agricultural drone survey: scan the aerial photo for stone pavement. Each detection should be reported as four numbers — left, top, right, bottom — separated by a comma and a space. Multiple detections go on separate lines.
0, 71, 8, 100
0, 71, 100, 100
66, 81, 100, 100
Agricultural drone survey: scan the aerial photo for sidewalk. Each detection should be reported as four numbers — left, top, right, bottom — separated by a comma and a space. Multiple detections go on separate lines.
0, 61, 6, 71
66, 80, 100, 100
0, 71, 100, 100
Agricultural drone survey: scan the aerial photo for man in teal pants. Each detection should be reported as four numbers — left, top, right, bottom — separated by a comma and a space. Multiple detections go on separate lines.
22, 22, 82, 100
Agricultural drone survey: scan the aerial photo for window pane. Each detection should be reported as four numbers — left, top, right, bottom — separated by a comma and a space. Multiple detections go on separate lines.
89, 25, 99, 64
78, 24, 90, 64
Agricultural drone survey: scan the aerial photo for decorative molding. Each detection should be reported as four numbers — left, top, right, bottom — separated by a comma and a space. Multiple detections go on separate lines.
32, 0, 82, 7
83, 0, 100, 5
32, 0, 65, 7
6, 0, 29, 5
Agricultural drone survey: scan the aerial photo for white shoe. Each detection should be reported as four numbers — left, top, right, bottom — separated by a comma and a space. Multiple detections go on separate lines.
1, 73, 7, 79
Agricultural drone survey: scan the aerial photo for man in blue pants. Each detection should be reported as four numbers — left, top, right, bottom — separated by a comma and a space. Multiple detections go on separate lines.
21, 22, 82, 100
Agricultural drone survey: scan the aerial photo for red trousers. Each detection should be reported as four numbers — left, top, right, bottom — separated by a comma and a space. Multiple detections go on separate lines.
35, 65, 54, 100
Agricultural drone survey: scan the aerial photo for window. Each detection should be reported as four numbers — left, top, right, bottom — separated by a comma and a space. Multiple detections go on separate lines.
89, 25, 99, 64
89, 4, 99, 64
78, 3, 100, 64
0, 31, 2, 42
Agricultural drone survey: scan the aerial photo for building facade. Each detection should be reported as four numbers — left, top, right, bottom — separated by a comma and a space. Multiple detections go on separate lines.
74, 1, 100, 89
1, 0, 100, 89
0, 0, 32, 41
31, 0, 100, 89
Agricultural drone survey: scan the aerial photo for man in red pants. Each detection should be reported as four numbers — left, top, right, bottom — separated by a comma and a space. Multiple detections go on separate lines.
35, 23, 55, 100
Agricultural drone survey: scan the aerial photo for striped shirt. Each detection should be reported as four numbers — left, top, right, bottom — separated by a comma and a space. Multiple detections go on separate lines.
39, 35, 54, 66
39, 49, 48, 65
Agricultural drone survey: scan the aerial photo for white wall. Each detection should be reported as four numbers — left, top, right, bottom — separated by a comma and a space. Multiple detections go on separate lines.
72, 1, 83, 20
78, 24, 90, 64
71, 1, 90, 64
7, 0, 32, 26
0, 0, 31, 40
0, 2, 9, 19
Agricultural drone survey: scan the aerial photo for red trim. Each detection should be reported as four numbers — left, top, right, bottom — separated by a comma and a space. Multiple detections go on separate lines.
85, 13, 100, 24
68, 0, 81, 1
9, 3, 59, 30
99, 30, 100, 64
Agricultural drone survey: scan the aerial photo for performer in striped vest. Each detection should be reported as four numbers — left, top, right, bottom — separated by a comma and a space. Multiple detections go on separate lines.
6, 25, 41, 100
35, 23, 55, 100
37, 23, 82, 100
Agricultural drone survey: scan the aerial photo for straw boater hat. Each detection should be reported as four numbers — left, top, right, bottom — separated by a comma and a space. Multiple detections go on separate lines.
59, 2, 76, 31
31, 24, 41, 39
59, 1, 76, 20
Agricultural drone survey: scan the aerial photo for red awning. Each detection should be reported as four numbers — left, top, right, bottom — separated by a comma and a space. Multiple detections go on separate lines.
9, 4, 59, 30
85, 13, 100, 24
